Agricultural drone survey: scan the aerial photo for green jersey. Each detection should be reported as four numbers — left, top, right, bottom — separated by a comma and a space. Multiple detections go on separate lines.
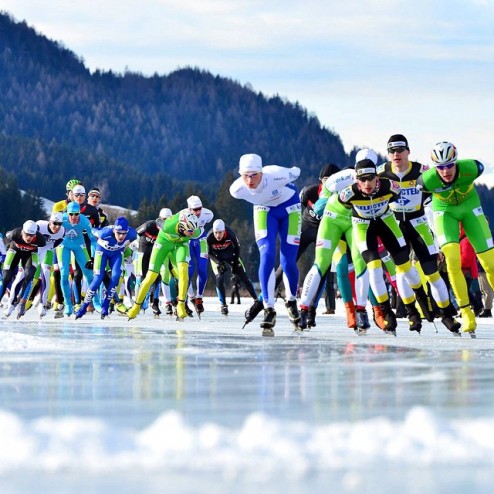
158, 212, 201, 244
417, 159, 483, 208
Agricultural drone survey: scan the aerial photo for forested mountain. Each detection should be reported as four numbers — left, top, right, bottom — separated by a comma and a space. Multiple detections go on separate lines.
0, 11, 350, 211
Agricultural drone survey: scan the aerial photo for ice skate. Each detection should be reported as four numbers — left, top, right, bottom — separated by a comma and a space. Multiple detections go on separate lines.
243, 299, 264, 328
355, 308, 370, 335
439, 305, 461, 336
260, 307, 276, 337
307, 306, 317, 329
285, 299, 300, 329
344, 301, 357, 330
405, 303, 422, 333
460, 306, 476, 337
298, 307, 308, 330
75, 302, 89, 320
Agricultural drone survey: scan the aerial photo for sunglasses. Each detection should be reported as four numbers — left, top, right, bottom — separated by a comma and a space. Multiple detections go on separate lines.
74, 193, 86, 197
436, 163, 455, 170
357, 174, 377, 182
115, 231, 128, 235
24, 232, 36, 238
52, 221, 63, 226
89, 194, 101, 198
192, 207, 202, 212
388, 146, 407, 154
68, 213, 80, 216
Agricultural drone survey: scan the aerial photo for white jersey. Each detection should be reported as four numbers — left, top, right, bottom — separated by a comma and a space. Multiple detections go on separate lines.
229, 165, 300, 207
196, 208, 214, 229
324, 168, 356, 195
196, 207, 214, 237
36, 220, 65, 263
0, 233, 6, 256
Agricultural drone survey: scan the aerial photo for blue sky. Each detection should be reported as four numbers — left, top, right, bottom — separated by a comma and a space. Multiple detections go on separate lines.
3, 0, 494, 172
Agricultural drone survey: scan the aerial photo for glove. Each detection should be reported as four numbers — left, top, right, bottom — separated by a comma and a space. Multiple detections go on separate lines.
0, 254, 5, 264
85, 259, 94, 270
313, 197, 328, 218
231, 260, 241, 274
218, 262, 228, 274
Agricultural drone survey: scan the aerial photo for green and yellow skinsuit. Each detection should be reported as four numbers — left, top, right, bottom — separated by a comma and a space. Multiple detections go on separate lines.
417, 159, 494, 331
127, 211, 201, 320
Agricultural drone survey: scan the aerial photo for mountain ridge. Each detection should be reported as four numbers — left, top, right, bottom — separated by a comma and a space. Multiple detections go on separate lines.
0, 11, 353, 209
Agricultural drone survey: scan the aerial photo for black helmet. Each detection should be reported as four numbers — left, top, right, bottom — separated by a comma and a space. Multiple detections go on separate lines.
319, 163, 340, 181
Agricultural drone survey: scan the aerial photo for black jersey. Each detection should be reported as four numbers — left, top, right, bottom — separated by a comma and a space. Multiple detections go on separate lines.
136, 220, 160, 252
300, 183, 323, 227
80, 203, 101, 228
377, 160, 430, 220
206, 226, 240, 264
338, 178, 401, 220
6, 227, 47, 252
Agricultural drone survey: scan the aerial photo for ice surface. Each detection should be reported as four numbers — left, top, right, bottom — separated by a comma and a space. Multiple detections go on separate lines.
1, 298, 494, 493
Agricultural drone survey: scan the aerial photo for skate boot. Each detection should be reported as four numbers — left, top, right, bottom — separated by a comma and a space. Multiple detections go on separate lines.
243, 299, 264, 328
355, 307, 370, 335
405, 303, 422, 333
152, 298, 161, 317
220, 304, 229, 315
459, 305, 477, 337
413, 286, 434, 322
285, 299, 300, 329
3, 303, 16, 319
298, 306, 308, 330
127, 302, 142, 320
193, 297, 204, 315
38, 304, 48, 318
344, 301, 357, 330
379, 300, 397, 335
185, 300, 194, 317
260, 307, 276, 337
165, 302, 173, 316
54, 304, 65, 319
439, 304, 461, 336
372, 305, 387, 330
115, 302, 128, 316
176, 300, 188, 319
16, 300, 27, 319
64, 304, 73, 317
479, 309, 492, 318
100, 299, 111, 319
307, 306, 317, 328
75, 302, 89, 319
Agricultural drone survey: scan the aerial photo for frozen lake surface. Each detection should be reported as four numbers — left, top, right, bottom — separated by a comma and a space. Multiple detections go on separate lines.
1, 297, 494, 493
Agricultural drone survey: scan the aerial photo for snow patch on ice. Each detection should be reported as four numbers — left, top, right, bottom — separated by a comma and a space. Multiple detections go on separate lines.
0, 407, 493, 477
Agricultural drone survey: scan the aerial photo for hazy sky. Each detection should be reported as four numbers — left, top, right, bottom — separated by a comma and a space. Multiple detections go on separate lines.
3, 0, 494, 170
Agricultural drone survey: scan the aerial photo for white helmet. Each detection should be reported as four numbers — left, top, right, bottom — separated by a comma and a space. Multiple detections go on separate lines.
159, 208, 172, 220
22, 220, 38, 235
355, 148, 378, 166
431, 141, 458, 166
178, 209, 199, 232
187, 195, 202, 209
213, 219, 225, 232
